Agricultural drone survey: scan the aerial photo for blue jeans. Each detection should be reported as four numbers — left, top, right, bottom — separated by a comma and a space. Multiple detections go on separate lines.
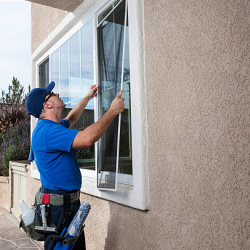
37, 186, 86, 250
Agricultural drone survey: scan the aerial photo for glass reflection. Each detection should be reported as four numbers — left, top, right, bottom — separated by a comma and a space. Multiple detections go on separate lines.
51, 19, 95, 170
51, 49, 59, 93
81, 19, 94, 110
69, 31, 80, 108
97, 0, 132, 189
60, 41, 69, 104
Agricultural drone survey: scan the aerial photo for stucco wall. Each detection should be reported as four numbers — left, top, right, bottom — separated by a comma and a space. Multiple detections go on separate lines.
144, 0, 250, 249
31, 0, 93, 53
30, 0, 250, 249
0, 177, 10, 211
26, 166, 41, 207
31, 3, 69, 53
27, 0, 83, 12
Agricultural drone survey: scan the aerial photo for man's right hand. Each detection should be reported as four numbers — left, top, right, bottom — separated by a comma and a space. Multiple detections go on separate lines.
72, 89, 126, 149
110, 89, 125, 115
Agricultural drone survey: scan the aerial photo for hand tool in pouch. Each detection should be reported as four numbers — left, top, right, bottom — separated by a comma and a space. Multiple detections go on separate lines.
35, 194, 57, 234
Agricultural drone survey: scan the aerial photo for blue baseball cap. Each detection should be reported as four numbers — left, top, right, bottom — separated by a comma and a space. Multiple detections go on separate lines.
26, 81, 55, 118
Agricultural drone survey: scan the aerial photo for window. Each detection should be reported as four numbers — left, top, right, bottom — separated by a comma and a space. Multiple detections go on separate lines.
39, 58, 49, 87
49, 0, 131, 188
50, 19, 95, 171
97, 0, 132, 190
32, 0, 149, 209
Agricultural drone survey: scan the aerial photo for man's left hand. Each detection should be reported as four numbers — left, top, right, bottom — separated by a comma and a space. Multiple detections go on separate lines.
86, 84, 98, 100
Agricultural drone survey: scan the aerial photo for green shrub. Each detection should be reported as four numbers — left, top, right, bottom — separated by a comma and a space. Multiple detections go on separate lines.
0, 117, 30, 176
0, 77, 30, 134
0, 133, 3, 145
75, 146, 94, 159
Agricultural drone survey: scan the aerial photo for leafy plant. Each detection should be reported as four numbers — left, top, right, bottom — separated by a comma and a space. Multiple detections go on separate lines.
0, 117, 30, 176
1, 77, 30, 104
75, 146, 94, 159
0, 77, 30, 134
0, 77, 31, 175
0, 105, 28, 134
0, 133, 3, 145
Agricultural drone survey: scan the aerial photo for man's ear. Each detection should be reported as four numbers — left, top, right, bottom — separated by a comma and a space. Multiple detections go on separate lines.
43, 102, 53, 110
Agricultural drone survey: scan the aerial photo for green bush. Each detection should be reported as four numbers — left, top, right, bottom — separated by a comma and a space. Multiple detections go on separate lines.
0, 77, 30, 176
75, 146, 94, 159
0, 133, 3, 145
0, 117, 30, 176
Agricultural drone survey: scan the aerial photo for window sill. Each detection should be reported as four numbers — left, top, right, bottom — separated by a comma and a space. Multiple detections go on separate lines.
81, 176, 146, 210
80, 169, 144, 209
31, 167, 146, 210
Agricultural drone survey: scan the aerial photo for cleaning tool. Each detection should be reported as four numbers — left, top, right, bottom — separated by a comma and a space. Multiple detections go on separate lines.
51, 202, 91, 250
35, 204, 58, 234
19, 199, 44, 241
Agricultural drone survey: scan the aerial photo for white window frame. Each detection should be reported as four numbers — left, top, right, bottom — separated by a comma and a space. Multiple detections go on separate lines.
30, 0, 149, 210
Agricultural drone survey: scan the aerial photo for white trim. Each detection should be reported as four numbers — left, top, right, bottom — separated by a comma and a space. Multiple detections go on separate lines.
30, 163, 40, 179
116, 0, 128, 190
93, 15, 99, 188
96, 0, 128, 191
96, 0, 123, 28
31, 0, 149, 210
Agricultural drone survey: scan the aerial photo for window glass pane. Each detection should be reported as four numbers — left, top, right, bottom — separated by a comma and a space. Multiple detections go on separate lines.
119, 18, 132, 175
70, 31, 80, 78
97, 0, 131, 189
98, 0, 121, 24
60, 41, 69, 104
69, 31, 80, 107
51, 20, 95, 171
81, 19, 94, 110
51, 49, 59, 93
39, 58, 49, 87
76, 19, 95, 170
98, 5, 112, 24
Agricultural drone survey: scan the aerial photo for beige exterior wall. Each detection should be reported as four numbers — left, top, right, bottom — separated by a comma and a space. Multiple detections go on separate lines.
30, 0, 250, 249
27, 0, 83, 12
0, 177, 10, 211
26, 166, 41, 207
144, 0, 250, 249
31, 4, 68, 53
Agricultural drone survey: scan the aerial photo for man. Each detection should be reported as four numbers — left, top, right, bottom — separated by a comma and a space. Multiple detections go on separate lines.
26, 81, 125, 250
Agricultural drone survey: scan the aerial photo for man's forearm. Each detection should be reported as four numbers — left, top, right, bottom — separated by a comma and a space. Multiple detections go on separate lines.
66, 96, 90, 128
71, 108, 117, 148
71, 89, 124, 149
84, 108, 117, 143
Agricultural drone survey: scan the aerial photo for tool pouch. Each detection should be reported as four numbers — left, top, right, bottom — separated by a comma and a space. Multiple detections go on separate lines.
19, 201, 44, 241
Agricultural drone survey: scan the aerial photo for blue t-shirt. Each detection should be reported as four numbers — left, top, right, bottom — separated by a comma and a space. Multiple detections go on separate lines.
29, 118, 81, 191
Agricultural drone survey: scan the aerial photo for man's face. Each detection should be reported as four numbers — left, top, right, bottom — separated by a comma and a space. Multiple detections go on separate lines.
44, 92, 66, 109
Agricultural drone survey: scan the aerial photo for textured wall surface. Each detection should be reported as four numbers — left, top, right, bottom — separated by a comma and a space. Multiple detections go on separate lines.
26, 166, 41, 208
27, 0, 83, 12
30, 0, 250, 249
0, 177, 9, 211
144, 0, 250, 249
31, 3, 69, 53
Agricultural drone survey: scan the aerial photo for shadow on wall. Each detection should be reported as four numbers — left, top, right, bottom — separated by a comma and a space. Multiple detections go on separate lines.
26, 0, 83, 12
103, 202, 154, 250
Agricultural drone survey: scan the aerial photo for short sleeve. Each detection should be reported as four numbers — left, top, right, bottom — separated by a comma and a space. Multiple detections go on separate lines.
28, 147, 35, 162
61, 119, 70, 128
46, 124, 79, 153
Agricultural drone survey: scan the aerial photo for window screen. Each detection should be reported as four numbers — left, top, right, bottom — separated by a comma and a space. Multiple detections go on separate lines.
39, 58, 49, 87
97, 0, 131, 190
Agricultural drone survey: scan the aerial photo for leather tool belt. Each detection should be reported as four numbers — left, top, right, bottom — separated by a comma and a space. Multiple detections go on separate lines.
36, 190, 80, 206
